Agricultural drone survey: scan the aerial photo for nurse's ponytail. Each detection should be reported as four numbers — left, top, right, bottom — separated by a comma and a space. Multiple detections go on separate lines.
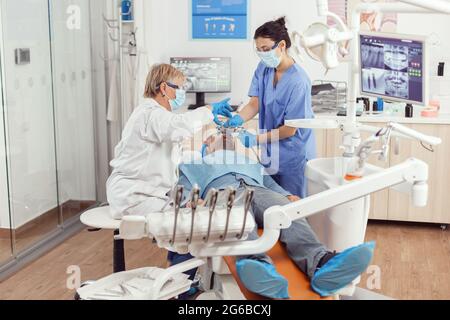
254, 16, 291, 49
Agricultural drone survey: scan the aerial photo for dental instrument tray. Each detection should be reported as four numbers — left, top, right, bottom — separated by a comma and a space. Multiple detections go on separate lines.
76, 267, 192, 300
312, 80, 348, 114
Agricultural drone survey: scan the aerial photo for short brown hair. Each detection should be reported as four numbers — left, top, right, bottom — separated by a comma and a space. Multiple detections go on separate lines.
143, 63, 185, 98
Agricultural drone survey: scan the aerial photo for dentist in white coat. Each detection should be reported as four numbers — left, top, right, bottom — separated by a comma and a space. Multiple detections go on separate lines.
107, 63, 233, 219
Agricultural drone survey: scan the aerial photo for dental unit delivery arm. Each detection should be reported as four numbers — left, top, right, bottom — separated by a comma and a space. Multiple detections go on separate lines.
189, 121, 440, 257
189, 158, 428, 258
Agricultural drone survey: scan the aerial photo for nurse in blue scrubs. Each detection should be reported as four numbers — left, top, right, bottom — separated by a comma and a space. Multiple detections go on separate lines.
225, 17, 316, 198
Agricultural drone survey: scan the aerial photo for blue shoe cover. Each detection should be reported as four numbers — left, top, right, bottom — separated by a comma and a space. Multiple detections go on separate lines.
311, 242, 376, 297
236, 259, 290, 299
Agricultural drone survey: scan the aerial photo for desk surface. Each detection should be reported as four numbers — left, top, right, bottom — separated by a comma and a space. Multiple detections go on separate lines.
314, 112, 450, 125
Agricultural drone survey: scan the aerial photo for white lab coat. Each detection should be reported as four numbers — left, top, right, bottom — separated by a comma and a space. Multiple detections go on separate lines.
107, 99, 213, 219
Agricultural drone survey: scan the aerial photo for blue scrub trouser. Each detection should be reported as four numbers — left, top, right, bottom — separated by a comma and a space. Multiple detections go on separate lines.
272, 165, 306, 198
168, 184, 328, 281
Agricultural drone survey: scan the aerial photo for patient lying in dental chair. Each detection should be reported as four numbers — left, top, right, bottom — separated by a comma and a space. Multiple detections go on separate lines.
172, 133, 375, 299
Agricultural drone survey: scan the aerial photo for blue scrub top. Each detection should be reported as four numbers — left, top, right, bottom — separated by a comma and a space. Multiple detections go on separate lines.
249, 62, 317, 176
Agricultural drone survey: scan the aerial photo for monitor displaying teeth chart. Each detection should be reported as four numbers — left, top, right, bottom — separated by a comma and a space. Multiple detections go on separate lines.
170, 57, 231, 93
359, 32, 428, 105
170, 57, 232, 109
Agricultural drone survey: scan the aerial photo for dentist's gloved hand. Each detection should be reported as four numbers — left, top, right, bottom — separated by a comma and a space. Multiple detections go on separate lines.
239, 131, 258, 149
224, 115, 244, 128
211, 98, 233, 118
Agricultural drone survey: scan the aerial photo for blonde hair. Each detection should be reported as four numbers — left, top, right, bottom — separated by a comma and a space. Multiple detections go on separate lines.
143, 63, 185, 98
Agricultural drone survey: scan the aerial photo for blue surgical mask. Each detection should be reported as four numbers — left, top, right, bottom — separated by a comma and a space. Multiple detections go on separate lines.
256, 43, 282, 68
169, 89, 186, 111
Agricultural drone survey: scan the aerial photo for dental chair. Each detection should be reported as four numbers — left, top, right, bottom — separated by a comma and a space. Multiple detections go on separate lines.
78, 202, 330, 300
77, 120, 440, 300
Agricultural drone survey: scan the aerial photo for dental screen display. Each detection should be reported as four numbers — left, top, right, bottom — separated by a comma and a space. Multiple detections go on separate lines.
170, 57, 231, 93
360, 34, 425, 104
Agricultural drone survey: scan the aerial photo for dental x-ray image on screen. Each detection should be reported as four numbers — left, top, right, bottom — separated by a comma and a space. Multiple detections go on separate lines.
385, 70, 409, 99
362, 68, 386, 95
170, 57, 231, 93
384, 44, 409, 72
359, 33, 425, 104
361, 43, 384, 69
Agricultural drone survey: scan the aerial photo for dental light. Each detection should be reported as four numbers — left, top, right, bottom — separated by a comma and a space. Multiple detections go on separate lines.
292, 0, 353, 72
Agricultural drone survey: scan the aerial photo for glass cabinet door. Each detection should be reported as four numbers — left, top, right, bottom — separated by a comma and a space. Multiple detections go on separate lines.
0, 65, 12, 264
0, 0, 97, 261
1, 0, 60, 253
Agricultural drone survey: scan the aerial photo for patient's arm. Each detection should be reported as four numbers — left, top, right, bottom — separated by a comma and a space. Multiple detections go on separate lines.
263, 175, 291, 197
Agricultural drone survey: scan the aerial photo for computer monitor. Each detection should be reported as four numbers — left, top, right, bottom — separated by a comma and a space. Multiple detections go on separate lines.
359, 32, 428, 106
170, 57, 232, 109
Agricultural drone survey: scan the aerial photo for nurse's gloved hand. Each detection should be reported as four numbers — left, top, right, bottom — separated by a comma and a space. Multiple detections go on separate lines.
211, 98, 233, 118
213, 114, 224, 126
239, 131, 257, 148
224, 115, 244, 128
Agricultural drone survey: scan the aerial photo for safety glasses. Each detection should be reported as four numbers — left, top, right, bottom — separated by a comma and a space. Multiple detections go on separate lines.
255, 41, 280, 53
165, 81, 190, 91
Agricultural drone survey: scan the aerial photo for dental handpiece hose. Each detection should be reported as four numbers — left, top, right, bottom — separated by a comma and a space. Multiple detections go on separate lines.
389, 122, 442, 146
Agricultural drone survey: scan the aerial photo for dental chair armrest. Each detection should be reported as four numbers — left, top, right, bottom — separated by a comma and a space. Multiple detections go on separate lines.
118, 216, 148, 240
189, 206, 291, 258
189, 229, 281, 258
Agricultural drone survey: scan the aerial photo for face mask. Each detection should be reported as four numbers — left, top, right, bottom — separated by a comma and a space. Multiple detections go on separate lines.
257, 45, 282, 68
169, 89, 186, 111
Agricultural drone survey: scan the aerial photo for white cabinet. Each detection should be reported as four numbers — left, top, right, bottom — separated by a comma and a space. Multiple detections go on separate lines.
316, 123, 450, 224
388, 124, 450, 224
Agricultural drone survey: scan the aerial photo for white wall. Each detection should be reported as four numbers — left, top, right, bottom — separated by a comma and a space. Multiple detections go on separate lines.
51, 0, 96, 204
142, 0, 450, 110
143, 0, 344, 106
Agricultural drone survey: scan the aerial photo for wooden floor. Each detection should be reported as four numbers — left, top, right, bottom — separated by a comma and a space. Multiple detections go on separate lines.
0, 221, 448, 300
0, 200, 96, 259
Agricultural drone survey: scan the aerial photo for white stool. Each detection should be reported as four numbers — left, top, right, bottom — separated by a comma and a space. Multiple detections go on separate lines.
80, 206, 125, 273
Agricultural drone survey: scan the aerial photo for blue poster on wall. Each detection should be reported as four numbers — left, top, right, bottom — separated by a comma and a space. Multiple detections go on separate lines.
192, 0, 248, 40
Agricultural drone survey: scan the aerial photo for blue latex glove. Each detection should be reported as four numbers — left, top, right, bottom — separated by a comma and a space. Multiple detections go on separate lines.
213, 114, 224, 126
238, 131, 257, 149
311, 242, 375, 297
211, 98, 233, 119
236, 259, 290, 299
224, 114, 244, 128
